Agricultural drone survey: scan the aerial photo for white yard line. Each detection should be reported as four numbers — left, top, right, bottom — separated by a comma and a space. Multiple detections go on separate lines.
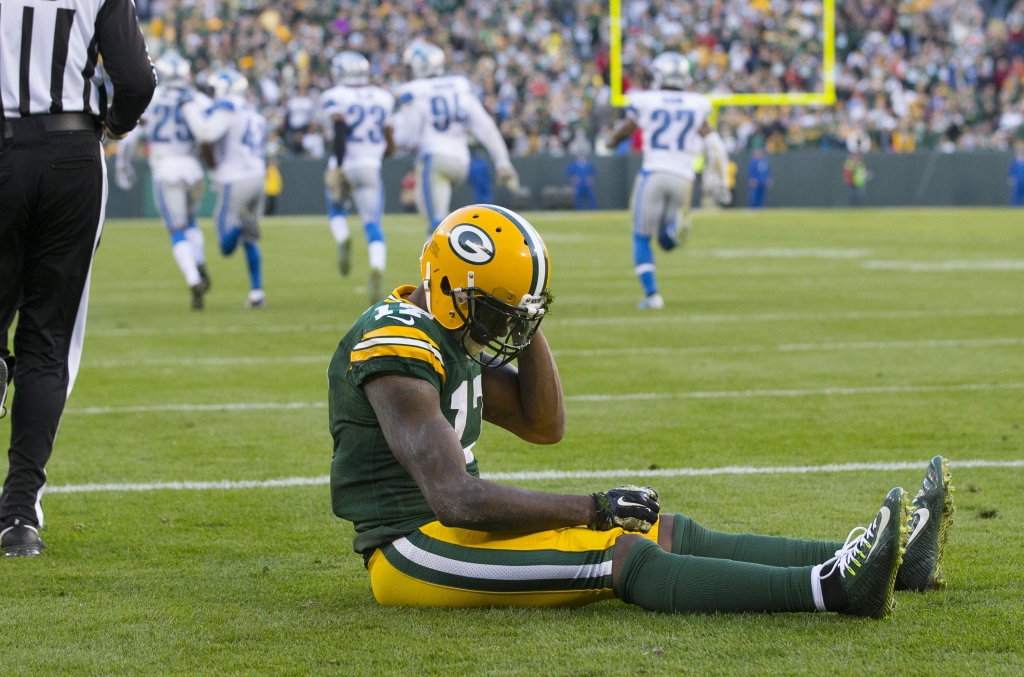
42, 459, 1024, 494
564, 382, 1024, 403
555, 308, 1024, 327
65, 401, 327, 415
864, 260, 1024, 272
62, 382, 1024, 415
84, 308, 1024, 337
691, 248, 873, 259
80, 337, 1024, 369
555, 337, 1024, 358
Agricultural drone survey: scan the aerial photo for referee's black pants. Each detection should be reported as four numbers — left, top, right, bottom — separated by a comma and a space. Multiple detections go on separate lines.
0, 121, 106, 527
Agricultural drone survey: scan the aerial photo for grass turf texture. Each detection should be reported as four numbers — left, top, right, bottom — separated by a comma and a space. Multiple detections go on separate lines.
2, 208, 1023, 675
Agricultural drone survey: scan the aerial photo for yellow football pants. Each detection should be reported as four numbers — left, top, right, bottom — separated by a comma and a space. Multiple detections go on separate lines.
368, 519, 662, 607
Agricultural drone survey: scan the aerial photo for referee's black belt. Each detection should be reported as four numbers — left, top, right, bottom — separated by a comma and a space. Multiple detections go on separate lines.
2, 112, 99, 140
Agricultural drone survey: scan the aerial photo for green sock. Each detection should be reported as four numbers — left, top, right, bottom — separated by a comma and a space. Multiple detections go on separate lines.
672, 514, 843, 567
616, 539, 817, 614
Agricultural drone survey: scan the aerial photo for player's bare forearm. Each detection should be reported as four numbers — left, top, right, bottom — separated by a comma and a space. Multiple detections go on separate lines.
366, 375, 589, 531
481, 328, 565, 444
608, 119, 637, 148
437, 473, 595, 531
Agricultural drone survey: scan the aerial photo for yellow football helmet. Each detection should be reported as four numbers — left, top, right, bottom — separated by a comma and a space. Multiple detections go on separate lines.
420, 205, 551, 366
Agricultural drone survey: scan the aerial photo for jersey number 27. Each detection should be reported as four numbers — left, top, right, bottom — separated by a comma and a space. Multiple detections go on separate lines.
650, 109, 695, 150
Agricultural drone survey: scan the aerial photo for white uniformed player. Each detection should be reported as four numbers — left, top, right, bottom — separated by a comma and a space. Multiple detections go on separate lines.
182, 69, 269, 308
116, 51, 213, 310
321, 51, 396, 303
608, 52, 721, 310
699, 131, 732, 209
394, 41, 519, 234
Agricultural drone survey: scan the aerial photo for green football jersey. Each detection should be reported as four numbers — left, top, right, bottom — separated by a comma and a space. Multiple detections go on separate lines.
329, 285, 483, 555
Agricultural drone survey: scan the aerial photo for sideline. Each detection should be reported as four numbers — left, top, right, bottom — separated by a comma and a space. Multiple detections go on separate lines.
43, 459, 1024, 494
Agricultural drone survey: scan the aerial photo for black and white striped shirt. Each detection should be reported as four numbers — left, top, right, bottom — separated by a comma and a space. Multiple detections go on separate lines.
0, 0, 155, 135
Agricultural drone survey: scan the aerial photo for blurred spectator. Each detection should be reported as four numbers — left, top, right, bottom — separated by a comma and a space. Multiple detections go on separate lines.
400, 170, 417, 213
1009, 141, 1024, 204
468, 149, 494, 204
265, 158, 283, 215
150, 0, 1024, 155
747, 148, 772, 208
565, 152, 598, 210
285, 83, 315, 153
843, 153, 870, 207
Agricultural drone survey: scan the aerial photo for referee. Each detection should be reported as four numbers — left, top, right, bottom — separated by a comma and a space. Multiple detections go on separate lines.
0, 0, 155, 556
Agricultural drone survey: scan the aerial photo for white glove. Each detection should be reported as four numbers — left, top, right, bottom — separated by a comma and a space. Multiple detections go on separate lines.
324, 167, 351, 204
496, 163, 520, 192
716, 187, 733, 206
115, 163, 136, 191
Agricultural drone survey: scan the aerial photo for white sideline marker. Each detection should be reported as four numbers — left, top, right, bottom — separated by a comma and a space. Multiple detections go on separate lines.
62, 382, 1024, 415
42, 459, 1024, 495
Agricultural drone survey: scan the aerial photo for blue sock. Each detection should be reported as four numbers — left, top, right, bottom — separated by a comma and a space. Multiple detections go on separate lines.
633, 234, 657, 296
243, 241, 262, 290
326, 188, 347, 219
219, 228, 240, 256
170, 229, 187, 246
364, 220, 384, 244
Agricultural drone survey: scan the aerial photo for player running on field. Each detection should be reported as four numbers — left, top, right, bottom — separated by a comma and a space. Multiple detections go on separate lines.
115, 51, 213, 310
182, 69, 268, 309
394, 41, 519, 235
321, 51, 396, 304
608, 52, 730, 310
328, 204, 954, 615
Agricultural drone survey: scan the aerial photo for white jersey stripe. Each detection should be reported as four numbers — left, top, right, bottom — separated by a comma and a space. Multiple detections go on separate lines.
391, 537, 613, 581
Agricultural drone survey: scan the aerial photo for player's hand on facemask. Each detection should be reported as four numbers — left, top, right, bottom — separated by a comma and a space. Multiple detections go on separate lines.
496, 163, 520, 192
324, 167, 352, 203
115, 163, 136, 191
589, 485, 660, 533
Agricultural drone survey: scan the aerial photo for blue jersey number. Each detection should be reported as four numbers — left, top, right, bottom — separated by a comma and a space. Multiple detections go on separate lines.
650, 108, 695, 150
430, 95, 466, 132
346, 104, 387, 143
241, 117, 266, 157
151, 105, 192, 143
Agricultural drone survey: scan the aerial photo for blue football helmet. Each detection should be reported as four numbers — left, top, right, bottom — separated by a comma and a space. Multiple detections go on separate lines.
155, 50, 191, 89
332, 51, 370, 86
402, 41, 445, 79
651, 52, 692, 90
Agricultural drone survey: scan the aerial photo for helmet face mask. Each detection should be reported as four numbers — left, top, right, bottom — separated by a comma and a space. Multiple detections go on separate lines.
421, 205, 551, 368
450, 286, 545, 368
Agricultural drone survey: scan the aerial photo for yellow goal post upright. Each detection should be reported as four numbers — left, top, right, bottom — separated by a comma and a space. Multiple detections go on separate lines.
608, 0, 836, 121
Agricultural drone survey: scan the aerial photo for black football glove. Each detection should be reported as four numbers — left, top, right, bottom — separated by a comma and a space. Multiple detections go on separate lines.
589, 485, 660, 533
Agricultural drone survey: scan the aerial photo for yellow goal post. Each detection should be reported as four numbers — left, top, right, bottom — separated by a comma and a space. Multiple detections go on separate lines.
608, 0, 836, 116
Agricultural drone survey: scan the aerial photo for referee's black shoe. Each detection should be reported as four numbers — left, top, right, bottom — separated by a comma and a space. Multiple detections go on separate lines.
1, 518, 46, 558
0, 357, 7, 418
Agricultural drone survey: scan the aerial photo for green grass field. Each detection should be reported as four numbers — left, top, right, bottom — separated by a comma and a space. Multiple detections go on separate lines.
2, 208, 1023, 675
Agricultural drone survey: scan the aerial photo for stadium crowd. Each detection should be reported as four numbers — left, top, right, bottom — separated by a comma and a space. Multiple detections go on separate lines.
146, 0, 1024, 155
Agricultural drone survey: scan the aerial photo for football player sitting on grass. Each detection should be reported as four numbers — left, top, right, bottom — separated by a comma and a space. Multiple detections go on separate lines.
326, 205, 954, 616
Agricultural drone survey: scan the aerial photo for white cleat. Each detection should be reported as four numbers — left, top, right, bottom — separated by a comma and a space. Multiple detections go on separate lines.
637, 293, 664, 310
244, 289, 266, 308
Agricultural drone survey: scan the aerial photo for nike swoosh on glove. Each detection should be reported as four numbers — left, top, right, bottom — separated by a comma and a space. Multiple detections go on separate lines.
589, 485, 660, 533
